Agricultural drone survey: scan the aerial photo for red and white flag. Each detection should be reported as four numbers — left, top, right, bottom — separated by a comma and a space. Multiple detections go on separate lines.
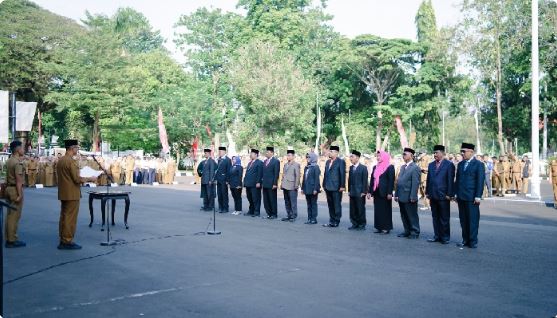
158, 107, 170, 153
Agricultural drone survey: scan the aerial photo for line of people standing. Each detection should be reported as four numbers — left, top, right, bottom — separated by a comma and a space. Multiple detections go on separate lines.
197, 142, 485, 249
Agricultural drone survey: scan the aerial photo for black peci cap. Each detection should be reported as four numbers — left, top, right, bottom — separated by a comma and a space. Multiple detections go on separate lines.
351, 150, 361, 157
218, 146, 226, 151
266, 146, 274, 152
203, 148, 212, 153
433, 145, 445, 152
64, 139, 78, 148
251, 149, 259, 155
287, 150, 295, 154
403, 147, 415, 155
330, 145, 340, 152
461, 143, 475, 150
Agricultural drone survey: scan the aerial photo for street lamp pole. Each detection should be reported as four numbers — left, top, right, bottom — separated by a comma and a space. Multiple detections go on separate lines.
530, 0, 541, 200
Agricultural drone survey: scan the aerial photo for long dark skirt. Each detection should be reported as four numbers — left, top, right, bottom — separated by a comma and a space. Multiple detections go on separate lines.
373, 195, 393, 231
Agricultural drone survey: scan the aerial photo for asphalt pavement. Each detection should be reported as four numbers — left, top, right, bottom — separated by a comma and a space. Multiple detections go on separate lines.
3, 180, 557, 318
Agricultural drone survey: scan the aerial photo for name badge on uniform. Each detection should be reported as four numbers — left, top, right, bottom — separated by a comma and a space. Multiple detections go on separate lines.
35, 184, 44, 189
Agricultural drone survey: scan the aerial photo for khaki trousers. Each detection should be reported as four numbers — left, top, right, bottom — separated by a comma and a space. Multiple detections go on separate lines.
522, 177, 529, 194
512, 173, 522, 192
5, 186, 22, 242
59, 200, 80, 244
125, 170, 133, 185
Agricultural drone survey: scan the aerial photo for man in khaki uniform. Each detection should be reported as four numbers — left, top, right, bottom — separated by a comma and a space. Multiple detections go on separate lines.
4, 141, 26, 248
27, 156, 38, 187
502, 155, 511, 194
45, 159, 55, 187
125, 155, 135, 185
510, 154, 523, 194
549, 159, 557, 208
57, 140, 97, 250
418, 153, 430, 210
167, 158, 177, 184
111, 159, 122, 185
280, 150, 301, 221
493, 156, 505, 196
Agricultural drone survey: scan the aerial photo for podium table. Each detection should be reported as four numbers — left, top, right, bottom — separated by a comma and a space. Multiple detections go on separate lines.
88, 190, 131, 230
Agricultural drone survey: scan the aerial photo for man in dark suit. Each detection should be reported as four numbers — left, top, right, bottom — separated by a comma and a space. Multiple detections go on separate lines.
394, 147, 421, 239
454, 143, 485, 248
348, 150, 368, 230
243, 149, 263, 217
261, 147, 280, 219
322, 145, 346, 228
215, 146, 231, 213
425, 145, 455, 244
200, 148, 217, 211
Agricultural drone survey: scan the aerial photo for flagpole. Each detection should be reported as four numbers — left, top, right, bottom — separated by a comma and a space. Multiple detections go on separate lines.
530, 0, 541, 200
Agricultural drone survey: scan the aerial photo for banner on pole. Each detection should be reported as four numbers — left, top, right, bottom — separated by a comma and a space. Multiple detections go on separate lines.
15, 101, 37, 131
0, 91, 8, 143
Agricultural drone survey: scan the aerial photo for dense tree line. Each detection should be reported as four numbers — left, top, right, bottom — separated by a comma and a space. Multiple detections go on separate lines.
0, 0, 555, 156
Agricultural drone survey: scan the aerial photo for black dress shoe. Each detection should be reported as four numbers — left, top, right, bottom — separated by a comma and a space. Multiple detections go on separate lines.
407, 234, 419, 239
373, 229, 382, 233
281, 217, 291, 221
456, 242, 468, 248
267, 215, 277, 219
243, 212, 254, 216
322, 223, 338, 228
469, 244, 478, 249
304, 220, 313, 224
427, 238, 440, 243
5, 240, 26, 248
379, 230, 390, 235
348, 225, 358, 230
310, 220, 318, 224
397, 233, 410, 238
57, 242, 82, 250
440, 240, 450, 245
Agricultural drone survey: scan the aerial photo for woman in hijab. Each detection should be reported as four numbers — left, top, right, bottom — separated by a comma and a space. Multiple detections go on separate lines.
368, 150, 395, 234
229, 156, 244, 215
302, 152, 321, 224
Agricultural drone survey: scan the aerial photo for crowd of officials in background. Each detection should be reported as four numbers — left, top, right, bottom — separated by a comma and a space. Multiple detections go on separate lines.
196, 143, 535, 250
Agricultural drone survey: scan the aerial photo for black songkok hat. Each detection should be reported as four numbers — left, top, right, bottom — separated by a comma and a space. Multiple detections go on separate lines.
203, 148, 212, 153
403, 147, 415, 155
251, 149, 259, 155
218, 146, 226, 151
64, 139, 78, 148
461, 143, 475, 150
266, 146, 274, 152
351, 150, 361, 157
433, 145, 445, 152
287, 150, 295, 154
330, 145, 340, 152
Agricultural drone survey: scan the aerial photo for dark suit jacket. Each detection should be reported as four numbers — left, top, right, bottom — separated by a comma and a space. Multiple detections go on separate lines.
348, 164, 369, 197
215, 156, 231, 183
454, 158, 485, 201
243, 159, 263, 188
200, 158, 217, 185
302, 165, 321, 195
395, 162, 421, 203
369, 165, 395, 198
261, 157, 280, 189
425, 159, 455, 200
197, 159, 205, 177
228, 165, 243, 188
323, 158, 346, 191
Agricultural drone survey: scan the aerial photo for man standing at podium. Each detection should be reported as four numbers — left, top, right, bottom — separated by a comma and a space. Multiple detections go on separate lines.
57, 140, 97, 250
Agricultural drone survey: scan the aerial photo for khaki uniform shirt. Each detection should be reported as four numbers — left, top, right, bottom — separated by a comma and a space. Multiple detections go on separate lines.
57, 154, 81, 201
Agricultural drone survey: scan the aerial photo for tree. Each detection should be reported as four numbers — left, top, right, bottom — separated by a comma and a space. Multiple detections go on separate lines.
352, 35, 418, 151
227, 40, 318, 148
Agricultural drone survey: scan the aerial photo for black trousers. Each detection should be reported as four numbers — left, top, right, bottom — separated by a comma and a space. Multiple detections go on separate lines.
430, 198, 451, 241
262, 188, 278, 216
217, 181, 229, 212
201, 184, 215, 209
283, 189, 298, 218
246, 187, 261, 215
457, 199, 480, 246
349, 196, 366, 227
399, 201, 420, 235
230, 187, 242, 212
148, 168, 156, 184
325, 190, 343, 224
142, 169, 150, 184
305, 194, 318, 221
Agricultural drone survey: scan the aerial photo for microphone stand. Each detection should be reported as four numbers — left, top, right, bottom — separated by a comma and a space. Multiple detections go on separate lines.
91, 155, 117, 246
207, 157, 221, 235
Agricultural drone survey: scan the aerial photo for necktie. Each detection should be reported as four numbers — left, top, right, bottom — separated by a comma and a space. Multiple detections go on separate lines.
435, 161, 441, 171
464, 160, 470, 171
248, 161, 253, 170
265, 159, 270, 166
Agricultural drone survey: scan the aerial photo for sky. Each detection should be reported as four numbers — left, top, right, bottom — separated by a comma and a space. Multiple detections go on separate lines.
29, 0, 463, 62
